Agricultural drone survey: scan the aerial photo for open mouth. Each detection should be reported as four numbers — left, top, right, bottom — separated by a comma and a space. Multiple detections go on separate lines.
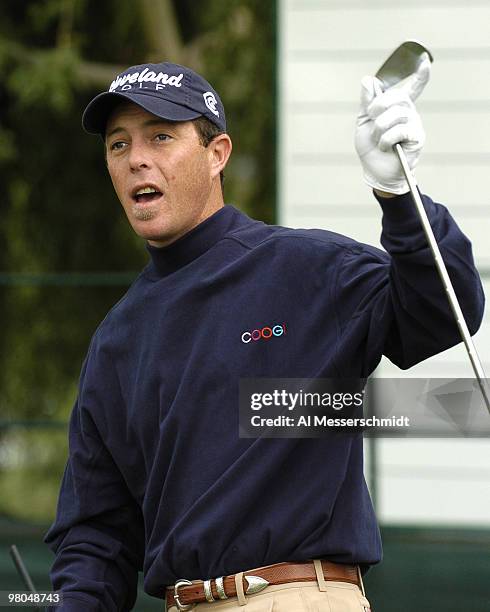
133, 187, 163, 204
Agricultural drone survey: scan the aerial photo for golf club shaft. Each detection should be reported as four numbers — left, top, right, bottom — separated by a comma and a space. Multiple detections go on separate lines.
394, 143, 490, 415
9, 545, 43, 611
9, 545, 37, 593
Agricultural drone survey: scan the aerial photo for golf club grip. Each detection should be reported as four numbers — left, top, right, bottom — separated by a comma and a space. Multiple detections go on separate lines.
394, 143, 490, 415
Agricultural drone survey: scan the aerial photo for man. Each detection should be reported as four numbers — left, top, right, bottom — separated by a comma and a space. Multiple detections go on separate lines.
44, 61, 484, 611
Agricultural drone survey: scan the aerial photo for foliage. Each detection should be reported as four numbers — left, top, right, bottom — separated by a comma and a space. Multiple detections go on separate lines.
0, 0, 276, 523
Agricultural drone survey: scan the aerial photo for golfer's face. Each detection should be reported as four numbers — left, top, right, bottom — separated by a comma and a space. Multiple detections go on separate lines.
105, 102, 216, 247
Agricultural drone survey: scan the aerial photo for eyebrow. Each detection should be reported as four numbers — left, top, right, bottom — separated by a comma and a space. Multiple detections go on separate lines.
105, 118, 177, 140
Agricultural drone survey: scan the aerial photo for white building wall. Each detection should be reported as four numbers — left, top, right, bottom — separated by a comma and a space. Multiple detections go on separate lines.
278, 0, 490, 526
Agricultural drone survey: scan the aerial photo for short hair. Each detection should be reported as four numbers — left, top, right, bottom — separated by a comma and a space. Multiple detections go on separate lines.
192, 116, 225, 190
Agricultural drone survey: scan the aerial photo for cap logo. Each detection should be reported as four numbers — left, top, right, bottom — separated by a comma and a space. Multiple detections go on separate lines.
109, 68, 184, 92
203, 91, 220, 117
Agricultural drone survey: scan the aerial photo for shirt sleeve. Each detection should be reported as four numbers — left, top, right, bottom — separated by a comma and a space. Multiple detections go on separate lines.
333, 191, 485, 374
44, 344, 145, 612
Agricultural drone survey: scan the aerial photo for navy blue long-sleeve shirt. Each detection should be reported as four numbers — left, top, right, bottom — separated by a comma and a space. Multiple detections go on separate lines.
44, 192, 484, 611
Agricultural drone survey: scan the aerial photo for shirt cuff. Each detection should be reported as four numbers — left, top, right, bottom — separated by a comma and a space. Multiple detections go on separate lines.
374, 189, 438, 231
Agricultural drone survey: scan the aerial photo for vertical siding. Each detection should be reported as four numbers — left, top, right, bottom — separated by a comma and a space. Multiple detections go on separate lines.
278, 0, 490, 526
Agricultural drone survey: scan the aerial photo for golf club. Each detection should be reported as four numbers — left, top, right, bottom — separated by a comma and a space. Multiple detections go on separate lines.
9, 544, 43, 611
375, 40, 490, 415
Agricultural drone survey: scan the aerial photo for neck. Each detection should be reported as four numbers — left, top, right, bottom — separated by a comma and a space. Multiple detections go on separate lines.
145, 204, 252, 279
147, 181, 224, 249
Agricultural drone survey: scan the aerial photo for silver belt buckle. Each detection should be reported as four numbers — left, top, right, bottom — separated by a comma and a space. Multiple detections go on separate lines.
173, 579, 196, 611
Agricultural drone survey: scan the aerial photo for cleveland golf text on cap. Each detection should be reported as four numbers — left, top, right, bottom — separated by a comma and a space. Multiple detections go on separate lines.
82, 62, 226, 135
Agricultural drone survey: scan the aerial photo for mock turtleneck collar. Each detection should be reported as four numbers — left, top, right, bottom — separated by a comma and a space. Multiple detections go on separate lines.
145, 205, 251, 278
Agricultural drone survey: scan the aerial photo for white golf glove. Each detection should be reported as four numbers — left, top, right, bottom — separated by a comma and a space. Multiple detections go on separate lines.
355, 55, 431, 195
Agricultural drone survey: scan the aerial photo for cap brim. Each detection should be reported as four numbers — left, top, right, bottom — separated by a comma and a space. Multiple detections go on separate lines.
82, 91, 203, 135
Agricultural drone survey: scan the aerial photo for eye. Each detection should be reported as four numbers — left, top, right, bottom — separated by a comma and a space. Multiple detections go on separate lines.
109, 140, 127, 151
155, 133, 171, 142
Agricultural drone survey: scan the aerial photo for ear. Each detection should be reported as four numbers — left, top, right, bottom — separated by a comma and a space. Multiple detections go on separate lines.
208, 134, 232, 180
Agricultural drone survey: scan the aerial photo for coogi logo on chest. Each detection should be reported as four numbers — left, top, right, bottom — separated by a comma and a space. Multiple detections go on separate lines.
241, 323, 287, 344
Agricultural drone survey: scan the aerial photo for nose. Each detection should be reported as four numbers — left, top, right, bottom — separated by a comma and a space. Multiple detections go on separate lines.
128, 141, 152, 172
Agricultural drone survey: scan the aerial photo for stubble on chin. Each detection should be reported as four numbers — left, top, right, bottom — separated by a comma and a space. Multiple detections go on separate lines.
131, 204, 160, 221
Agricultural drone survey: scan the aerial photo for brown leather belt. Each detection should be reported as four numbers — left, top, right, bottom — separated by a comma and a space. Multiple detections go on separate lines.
166, 560, 361, 610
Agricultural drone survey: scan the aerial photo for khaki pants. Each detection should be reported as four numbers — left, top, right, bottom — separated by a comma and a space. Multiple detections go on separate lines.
168, 560, 372, 611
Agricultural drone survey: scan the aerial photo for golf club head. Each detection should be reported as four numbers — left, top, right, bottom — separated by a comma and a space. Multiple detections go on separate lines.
375, 40, 434, 90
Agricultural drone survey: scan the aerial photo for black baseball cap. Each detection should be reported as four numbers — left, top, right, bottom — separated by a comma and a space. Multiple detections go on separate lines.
82, 61, 226, 135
